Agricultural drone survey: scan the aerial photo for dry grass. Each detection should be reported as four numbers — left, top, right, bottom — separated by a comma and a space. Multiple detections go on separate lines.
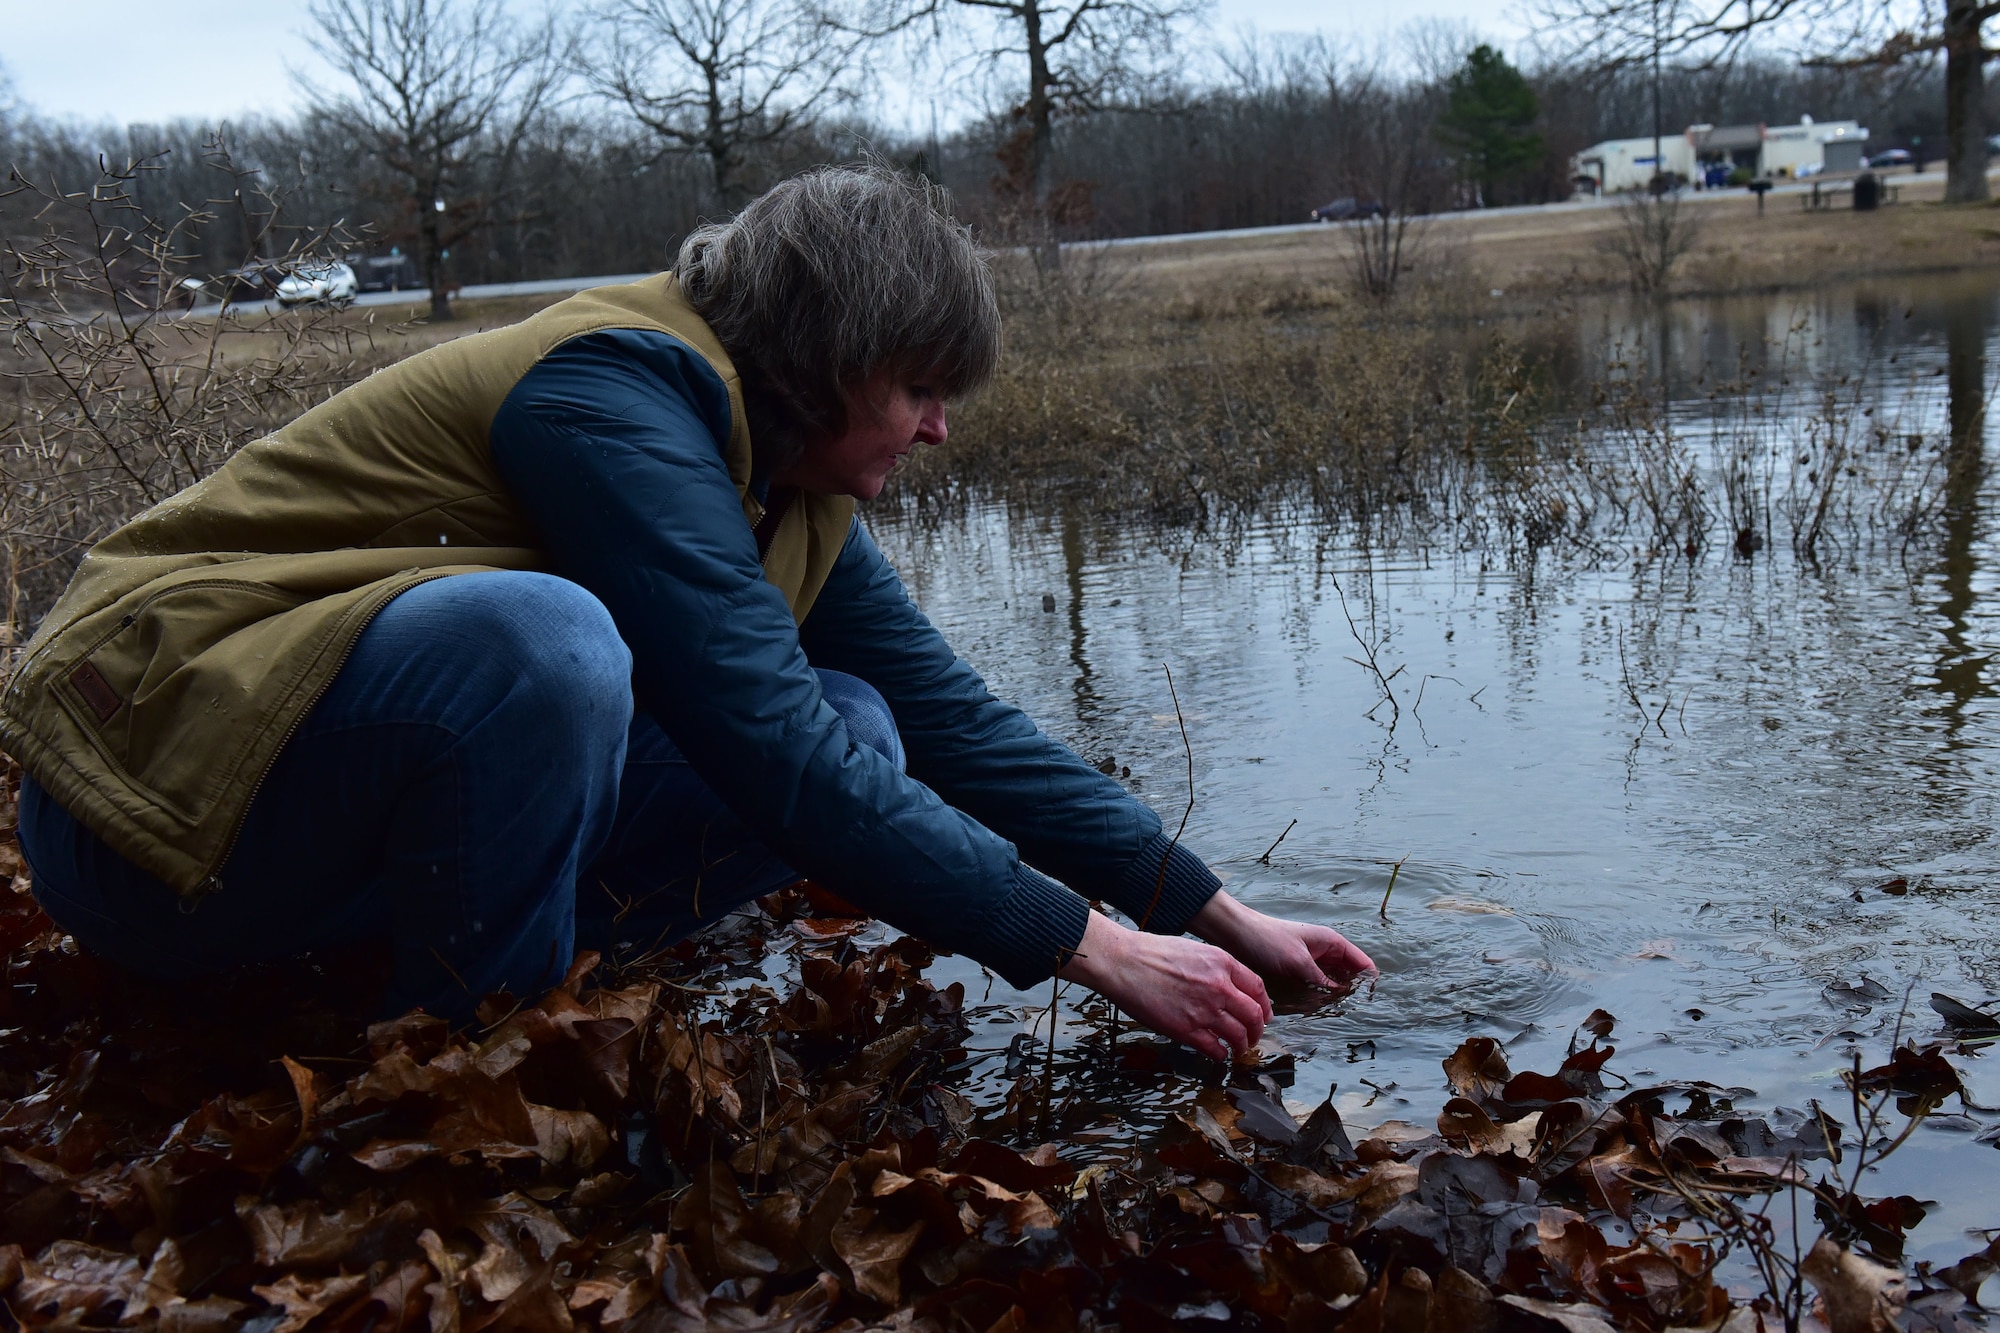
879, 240, 1961, 575
887, 261, 1535, 544
1068, 174, 2000, 311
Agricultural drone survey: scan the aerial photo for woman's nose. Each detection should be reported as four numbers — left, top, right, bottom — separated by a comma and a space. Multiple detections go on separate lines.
916, 401, 948, 447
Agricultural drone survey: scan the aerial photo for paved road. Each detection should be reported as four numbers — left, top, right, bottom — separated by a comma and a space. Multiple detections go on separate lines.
188, 270, 658, 318
189, 164, 1985, 314
1085, 165, 1972, 252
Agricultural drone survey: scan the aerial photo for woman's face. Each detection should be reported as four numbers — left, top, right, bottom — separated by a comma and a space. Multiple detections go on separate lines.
775, 372, 948, 500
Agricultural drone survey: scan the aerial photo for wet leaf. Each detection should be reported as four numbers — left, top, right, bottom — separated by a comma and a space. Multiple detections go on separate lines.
1935, 1234, 2000, 1303
1430, 1266, 1497, 1333
235, 1194, 386, 1267
1930, 993, 2000, 1038
1814, 1190, 1927, 1263
1437, 1096, 1507, 1151
831, 1208, 924, 1305
949, 1138, 1075, 1192
1442, 1037, 1512, 1105
249, 1272, 371, 1333
1227, 1084, 1300, 1146
1499, 1294, 1619, 1332
1850, 1042, 1964, 1105
673, 1161, 782, 1280
1800, 1236, 1907, 1333
12, 1241, 144, 1324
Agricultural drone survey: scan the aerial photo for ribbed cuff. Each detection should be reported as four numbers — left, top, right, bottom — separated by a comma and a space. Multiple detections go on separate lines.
975, 864, 1092, 990
1109, 833, 1221, 935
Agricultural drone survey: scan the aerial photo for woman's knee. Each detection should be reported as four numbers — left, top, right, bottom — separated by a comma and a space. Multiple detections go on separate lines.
364, 572, 633, 735
815, 669, 905, 771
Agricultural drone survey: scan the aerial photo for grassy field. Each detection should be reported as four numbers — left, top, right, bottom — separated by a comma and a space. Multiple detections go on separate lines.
1077, 172, 2000, 310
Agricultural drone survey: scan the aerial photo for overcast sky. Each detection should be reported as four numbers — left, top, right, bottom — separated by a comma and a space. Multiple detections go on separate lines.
4, 0, 1534, 128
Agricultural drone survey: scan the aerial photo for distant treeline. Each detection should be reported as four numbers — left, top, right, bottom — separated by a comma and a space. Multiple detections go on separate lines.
0, 41, 1981, 290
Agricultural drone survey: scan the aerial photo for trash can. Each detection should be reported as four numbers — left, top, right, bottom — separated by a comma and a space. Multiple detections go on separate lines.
1853, 171, 1879, 211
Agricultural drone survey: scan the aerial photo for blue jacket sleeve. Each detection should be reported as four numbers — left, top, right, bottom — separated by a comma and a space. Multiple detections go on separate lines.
798, 520, 1221, 935
487, 329, 1089, 985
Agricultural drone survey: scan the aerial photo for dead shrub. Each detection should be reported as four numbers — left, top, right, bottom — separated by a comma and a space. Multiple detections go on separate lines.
0, 144, 387, 660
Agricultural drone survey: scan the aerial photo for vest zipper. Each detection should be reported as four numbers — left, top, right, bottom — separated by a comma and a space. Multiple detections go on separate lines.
185, 570, 454, 910
753, 488, 795, 568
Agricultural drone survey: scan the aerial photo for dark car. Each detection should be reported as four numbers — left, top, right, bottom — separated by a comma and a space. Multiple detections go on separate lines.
352, 252, 423, 293
1866, 148, 1913, 169
1311, 197, 1386, 222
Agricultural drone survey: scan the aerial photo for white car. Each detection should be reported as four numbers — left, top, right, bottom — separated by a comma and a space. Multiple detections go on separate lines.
275, 261, 359, 307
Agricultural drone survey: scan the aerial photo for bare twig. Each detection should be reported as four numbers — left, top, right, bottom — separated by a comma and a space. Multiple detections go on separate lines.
1257, 819, 1297, 866
1332, 573, 1399, 729
1137, 663, 1195, 931
1378, 854, 1409, 920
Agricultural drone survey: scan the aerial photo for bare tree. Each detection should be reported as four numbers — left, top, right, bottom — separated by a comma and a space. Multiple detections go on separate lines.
1602, 188, 1703, 292
1344, 74, 1450, 300
586, 0, 854, 208
305, 0, 567, 319
0, 149, 374, 646
1531, 0, 1993, 204
884, 0, 1201, 266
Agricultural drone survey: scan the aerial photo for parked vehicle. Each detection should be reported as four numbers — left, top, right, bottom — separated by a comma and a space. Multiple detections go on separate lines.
275, 261, 359, 307
1866, 148, 1913, 169
1310, 197, 1385, 222
183, 263, 289, 307
352, 253, 423, 293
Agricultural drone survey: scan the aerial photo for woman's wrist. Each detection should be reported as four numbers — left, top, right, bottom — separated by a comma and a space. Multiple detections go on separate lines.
1058, 910, 1127, 991
1188, 890, 1259, 950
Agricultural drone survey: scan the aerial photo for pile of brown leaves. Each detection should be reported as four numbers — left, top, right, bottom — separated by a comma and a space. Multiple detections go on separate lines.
0, 809, 1993, 1331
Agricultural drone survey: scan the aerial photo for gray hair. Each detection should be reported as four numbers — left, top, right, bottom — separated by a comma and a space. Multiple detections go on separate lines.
675, 162, 1000, 467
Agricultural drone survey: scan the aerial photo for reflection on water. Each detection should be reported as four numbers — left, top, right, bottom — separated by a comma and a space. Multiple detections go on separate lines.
873, 271, 2000, 1263
1935, 296, 1993, 751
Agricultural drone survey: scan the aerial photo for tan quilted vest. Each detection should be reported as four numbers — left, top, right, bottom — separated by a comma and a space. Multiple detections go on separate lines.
0, 275, 854, 897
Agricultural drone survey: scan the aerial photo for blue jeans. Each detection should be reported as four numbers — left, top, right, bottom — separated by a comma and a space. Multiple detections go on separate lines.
17, 572, 904, 1020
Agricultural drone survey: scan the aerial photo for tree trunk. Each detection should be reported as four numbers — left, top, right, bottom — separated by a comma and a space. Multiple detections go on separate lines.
1024, 0, 1061, 272
704, 63, 742, 210
421, 205, 453, 321
1943, 0, 1990, 203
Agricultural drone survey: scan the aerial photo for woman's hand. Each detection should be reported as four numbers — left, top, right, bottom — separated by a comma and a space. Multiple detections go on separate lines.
1059, 910, 1273, 1062
1190, 891, 1376, 992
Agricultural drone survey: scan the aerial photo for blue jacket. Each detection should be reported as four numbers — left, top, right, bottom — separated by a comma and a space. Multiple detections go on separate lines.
488, 329, 1219, 987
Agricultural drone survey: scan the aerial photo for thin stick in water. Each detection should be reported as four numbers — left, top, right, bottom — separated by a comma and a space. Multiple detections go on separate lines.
1041, 953, 1068, 1137
1138, 663, 1196, 931
1258, 818, 1298, 865
1379, 854, 1410, 920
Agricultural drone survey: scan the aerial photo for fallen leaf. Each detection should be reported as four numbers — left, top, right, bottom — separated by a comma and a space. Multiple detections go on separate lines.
1801, 1237, 1906, 1333
249, 1272, 370, 1333
1498, 1294, 1619, 1333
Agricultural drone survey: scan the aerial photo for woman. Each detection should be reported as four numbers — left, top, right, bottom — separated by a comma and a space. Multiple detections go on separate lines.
3, 165, 1371, 1060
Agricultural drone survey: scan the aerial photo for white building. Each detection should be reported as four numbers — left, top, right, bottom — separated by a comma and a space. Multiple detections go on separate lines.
1572, 117, 1869, 193
1572, 134, 1699, 194
1756, 117, 1867, 177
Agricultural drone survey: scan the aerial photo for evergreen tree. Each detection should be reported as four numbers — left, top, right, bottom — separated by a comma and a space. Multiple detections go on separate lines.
1439, 45, 1543, 205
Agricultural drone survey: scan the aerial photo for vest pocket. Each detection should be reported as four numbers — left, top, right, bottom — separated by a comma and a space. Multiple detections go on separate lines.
49, 578, 309, 825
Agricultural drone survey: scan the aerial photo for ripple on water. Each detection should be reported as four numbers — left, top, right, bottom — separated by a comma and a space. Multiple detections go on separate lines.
1228, 859, 1591, 1086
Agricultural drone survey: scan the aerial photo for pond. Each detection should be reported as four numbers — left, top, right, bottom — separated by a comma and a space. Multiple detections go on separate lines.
871, 270, 2000, 1272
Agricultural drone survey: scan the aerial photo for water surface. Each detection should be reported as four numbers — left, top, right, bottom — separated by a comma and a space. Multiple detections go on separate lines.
872, 270, 2000, 1270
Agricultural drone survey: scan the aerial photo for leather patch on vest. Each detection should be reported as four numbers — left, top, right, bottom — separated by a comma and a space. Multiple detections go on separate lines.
68, 661, 123, 723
